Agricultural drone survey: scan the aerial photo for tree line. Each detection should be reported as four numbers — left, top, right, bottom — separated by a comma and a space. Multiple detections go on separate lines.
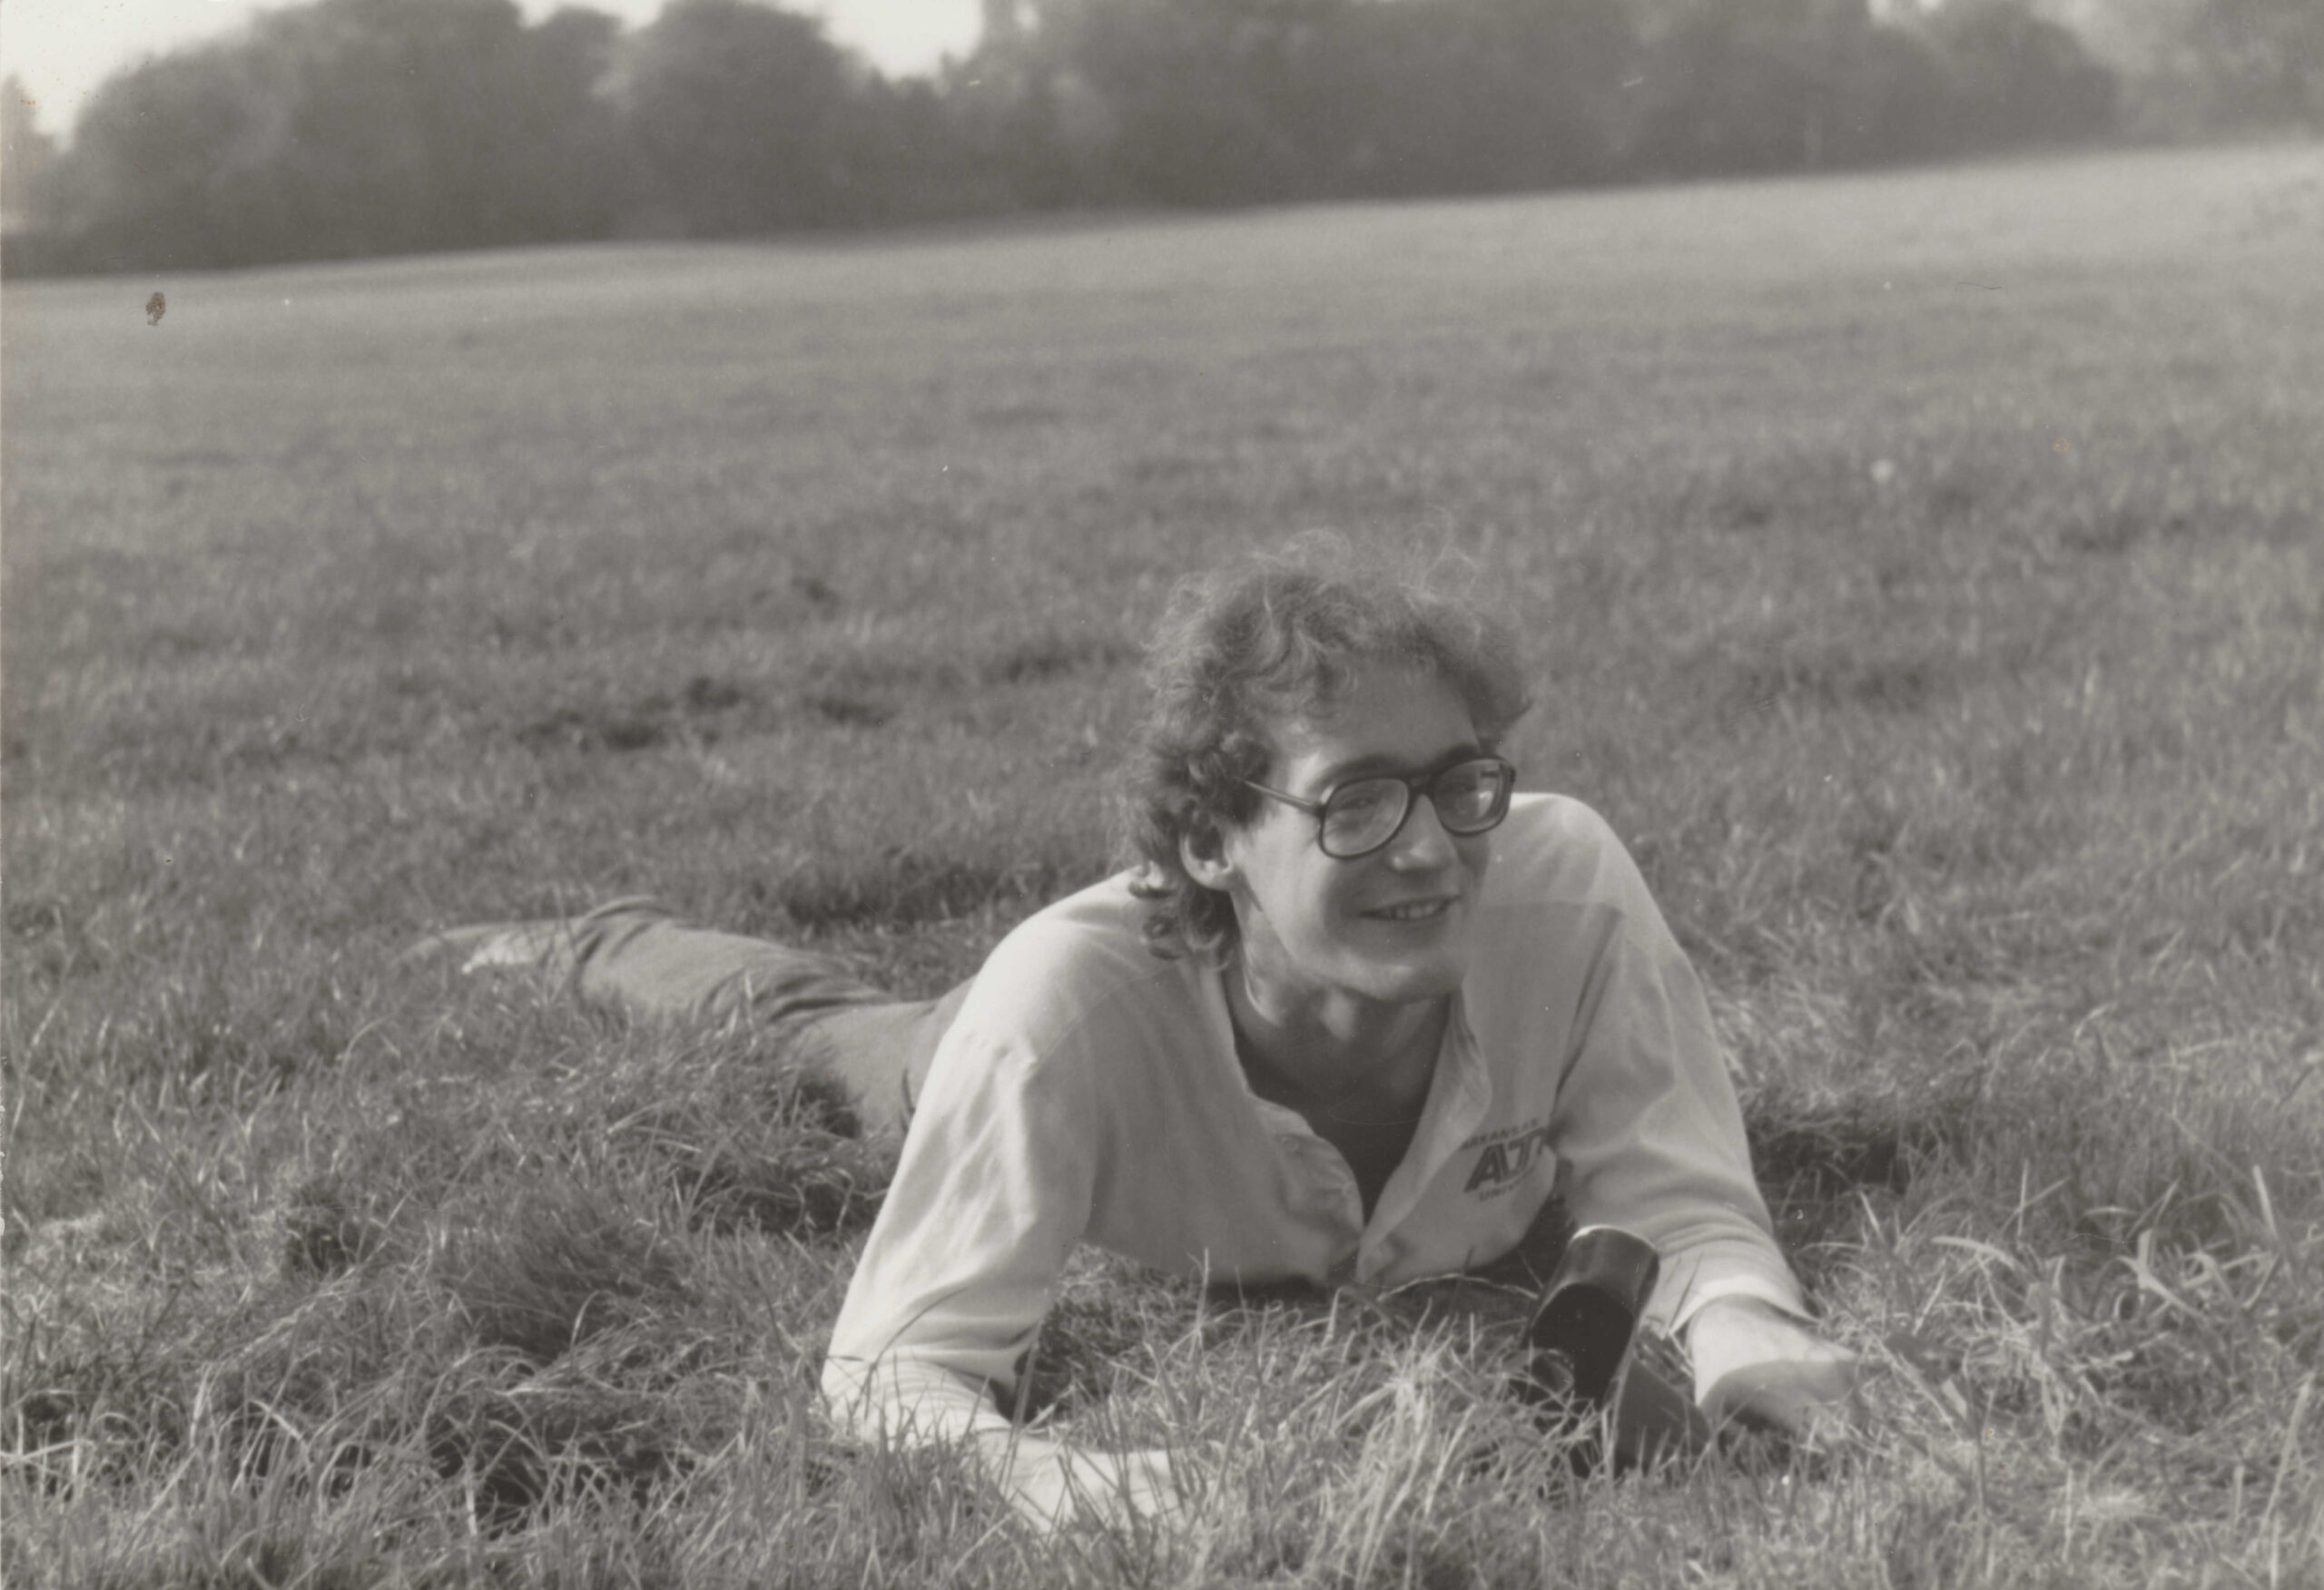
3, 0, 2316, 275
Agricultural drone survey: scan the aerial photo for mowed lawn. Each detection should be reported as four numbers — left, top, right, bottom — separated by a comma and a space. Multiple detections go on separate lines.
4, 143, 2319, 1585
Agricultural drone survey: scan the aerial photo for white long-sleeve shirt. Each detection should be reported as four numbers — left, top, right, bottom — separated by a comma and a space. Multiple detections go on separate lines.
822, 793, 1802, 1445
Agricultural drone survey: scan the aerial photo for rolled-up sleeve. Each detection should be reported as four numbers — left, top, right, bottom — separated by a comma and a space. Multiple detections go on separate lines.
1544, 820, 1804, 1333
822, 1017, 1098, 1446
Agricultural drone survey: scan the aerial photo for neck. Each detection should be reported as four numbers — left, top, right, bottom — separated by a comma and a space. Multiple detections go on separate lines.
1225, 958, 1448, 1112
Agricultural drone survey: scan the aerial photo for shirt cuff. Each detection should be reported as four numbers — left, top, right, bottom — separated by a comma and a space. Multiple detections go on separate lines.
821, 1353, 1019, 1448
1650, 1242, 1807, 1335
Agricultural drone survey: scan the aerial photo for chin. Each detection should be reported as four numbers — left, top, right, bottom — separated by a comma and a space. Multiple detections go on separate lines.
1341, 915, 1475, 1002
1352, 950, 1473, 1006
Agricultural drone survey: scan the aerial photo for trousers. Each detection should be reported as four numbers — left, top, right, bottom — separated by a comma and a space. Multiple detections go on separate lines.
425, 898, 970, 1138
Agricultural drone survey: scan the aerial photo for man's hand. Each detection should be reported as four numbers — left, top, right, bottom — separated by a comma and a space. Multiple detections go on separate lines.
1685, 1295, 1859, 1448
980, 1429, 1181, 1533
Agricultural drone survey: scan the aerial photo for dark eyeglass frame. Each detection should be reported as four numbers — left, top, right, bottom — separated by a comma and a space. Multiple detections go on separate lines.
1244, 755, 1517, 860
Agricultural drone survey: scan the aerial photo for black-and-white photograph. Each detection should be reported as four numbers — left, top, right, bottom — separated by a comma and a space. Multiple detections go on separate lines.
3, 0, 2319, 1580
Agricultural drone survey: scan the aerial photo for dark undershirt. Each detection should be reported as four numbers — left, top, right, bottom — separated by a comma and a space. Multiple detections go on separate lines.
1311, 1113, 1423, 1221
1236, 1047, 1430, 1222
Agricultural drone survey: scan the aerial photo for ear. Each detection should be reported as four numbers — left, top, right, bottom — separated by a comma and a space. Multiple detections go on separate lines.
1178, 819, 1240, 893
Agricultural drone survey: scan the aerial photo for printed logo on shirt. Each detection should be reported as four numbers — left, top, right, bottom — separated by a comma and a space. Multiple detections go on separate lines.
1462, 1116, 1554, 1198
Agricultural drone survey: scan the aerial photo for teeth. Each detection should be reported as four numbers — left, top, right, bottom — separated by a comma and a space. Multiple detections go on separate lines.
1376, 900, 1448, 921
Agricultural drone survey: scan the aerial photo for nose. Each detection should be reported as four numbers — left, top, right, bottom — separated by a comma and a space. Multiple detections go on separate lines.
1384, 790, 1461, 869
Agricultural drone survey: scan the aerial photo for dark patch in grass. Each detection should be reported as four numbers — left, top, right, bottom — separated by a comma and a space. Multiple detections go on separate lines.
553, 1033, 891, 1240
970, 401, 1066, 429
211, 712, 418, 777
680, 1135, 890, 1237
1925, 476, 1978, 524
619, 1062, 894, 1238
516, 704, 673, 754
1010, 1270, 1205, 1424
1748, 1113, 1914, 1203
6, 898, 102, 981
137, 625, 229, 663
2061, 513, 2143, 556
427, 1378, 682, 1531
109, 970, 354, 1095
1712, 644, 1960, 717
982, 633, 1138, 685
4, 1389, 94, 1492
753, 851, 1070, 933
509, 639, 1133, 755
508, 637, 1132, 756
438, 1186, 689, 1364
2, 1305, 194, 1488
1743, 1087, 1958, 1264
803, 692, 895, 728
2061, 505, 2199, 556
789, 572, 842, 611
805, 633, 1138, 701
676, 674, 747, 713
1372, 1538, 1506, 1590
516, 673, 758, 754
281, 1178, 389, 1278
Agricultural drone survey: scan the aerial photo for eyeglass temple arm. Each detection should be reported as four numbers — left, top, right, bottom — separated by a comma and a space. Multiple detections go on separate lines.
1243, 778, 1327, 816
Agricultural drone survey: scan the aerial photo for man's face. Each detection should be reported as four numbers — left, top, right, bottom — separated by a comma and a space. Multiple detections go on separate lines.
1208, 664, 1495, 1022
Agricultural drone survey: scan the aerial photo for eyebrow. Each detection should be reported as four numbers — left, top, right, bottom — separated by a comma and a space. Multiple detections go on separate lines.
1313, 741, 1487, 795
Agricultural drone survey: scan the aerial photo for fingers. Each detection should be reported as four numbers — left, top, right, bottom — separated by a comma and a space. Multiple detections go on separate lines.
998, 1440, 1182, 1533
1701, 1352, 1864, 1468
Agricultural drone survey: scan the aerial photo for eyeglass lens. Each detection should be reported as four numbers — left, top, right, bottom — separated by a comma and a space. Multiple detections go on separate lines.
1320, 761, 1508, 856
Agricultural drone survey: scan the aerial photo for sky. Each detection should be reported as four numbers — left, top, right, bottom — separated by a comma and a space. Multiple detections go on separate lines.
1, 0, 985, 138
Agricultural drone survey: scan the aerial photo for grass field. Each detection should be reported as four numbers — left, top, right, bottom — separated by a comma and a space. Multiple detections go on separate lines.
4, 142, 2321, 1585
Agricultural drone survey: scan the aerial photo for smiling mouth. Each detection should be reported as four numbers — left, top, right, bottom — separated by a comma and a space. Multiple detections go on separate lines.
1366, 898, 1456, 923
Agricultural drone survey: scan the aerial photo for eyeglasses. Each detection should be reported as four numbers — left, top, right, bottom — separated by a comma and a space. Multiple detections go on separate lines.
1245, 756, 1516, 859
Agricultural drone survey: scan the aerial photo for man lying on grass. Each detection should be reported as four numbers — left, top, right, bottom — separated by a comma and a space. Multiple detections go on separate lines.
422, 541, 1857, 1527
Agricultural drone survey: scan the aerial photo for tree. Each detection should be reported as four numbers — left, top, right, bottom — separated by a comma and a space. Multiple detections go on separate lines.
607, 0, 873, 233
1631, 0, 1898, 173
956, 0, 1641, 208
2176, 0, 2324, 129
2056, 0, 2321, 136
1624, 0, 2086, 174
52, 42, 266, 268
50, 0, 626, 269
1274, 0, 1641, 196
493, 8, 633, 241
1924, 0, 2117, 148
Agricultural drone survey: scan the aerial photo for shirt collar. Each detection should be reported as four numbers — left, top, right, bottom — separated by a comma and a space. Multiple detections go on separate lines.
1197, 965, 1497, 1231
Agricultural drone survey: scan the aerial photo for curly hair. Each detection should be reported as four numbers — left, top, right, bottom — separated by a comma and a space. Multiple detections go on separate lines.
1119, 536, 1532, 963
